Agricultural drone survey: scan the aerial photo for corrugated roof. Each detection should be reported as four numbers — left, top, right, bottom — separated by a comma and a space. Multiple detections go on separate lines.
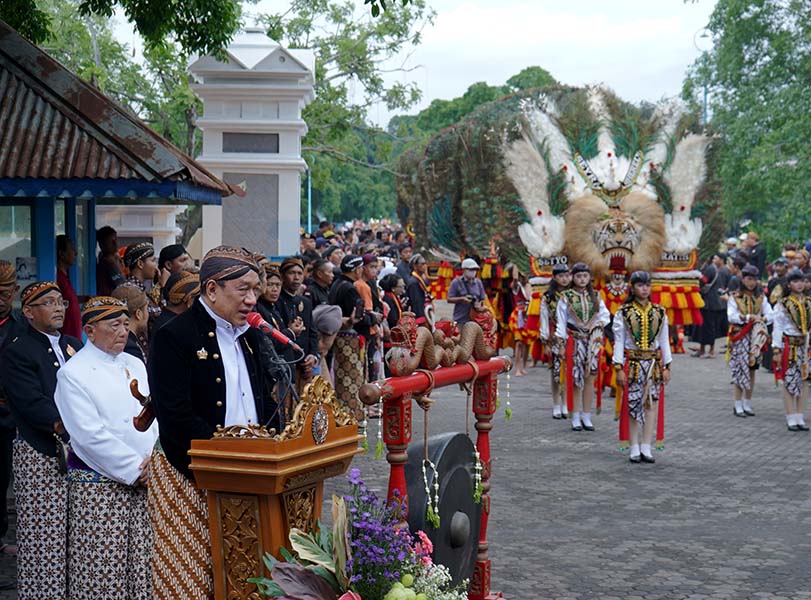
0, 19, 239, 199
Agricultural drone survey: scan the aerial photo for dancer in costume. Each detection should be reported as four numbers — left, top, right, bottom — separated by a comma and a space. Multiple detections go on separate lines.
540, 264, 571, 419
508, 271, 533, 376
772, 268, 811, 431
555, 262, 610, 431
727, 265, 773, 418
613, 271, 672, 463
599, 266, 631, 420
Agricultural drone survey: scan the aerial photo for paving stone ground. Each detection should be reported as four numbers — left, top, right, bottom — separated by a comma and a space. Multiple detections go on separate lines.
328, 348, 811, 600
2, 344, 809, 599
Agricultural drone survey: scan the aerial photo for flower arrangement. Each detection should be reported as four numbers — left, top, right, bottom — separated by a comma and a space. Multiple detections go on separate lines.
251, 468, 468, 600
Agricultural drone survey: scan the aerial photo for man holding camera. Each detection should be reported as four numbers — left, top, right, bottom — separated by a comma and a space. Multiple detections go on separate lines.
447, 258, 488, 326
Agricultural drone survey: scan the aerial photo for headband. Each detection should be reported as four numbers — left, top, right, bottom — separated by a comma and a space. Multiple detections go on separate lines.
81, 296, 128, 325
0, 261, 16, 287
20, 281, 60, 307
123, 242, 155, 269
199, 246, 259, 284
165, 272, 201, 305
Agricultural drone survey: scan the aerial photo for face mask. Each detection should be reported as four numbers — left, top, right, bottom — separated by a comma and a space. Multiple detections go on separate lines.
464, 269, 477, 279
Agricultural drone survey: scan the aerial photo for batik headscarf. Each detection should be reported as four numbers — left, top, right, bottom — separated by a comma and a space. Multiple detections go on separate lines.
163, 271, 201, 305
20, 281, 60, 307
0, 261, 16, 287
123, 242, 155, 269
81, 296, 128, 325
199, 246, 259, 284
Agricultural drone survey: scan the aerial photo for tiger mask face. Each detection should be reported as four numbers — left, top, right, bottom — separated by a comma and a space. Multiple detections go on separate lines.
563, 192, 665, 279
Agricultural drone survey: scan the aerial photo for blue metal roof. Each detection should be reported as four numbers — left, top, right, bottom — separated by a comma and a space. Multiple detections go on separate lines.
0, 177, 223, 205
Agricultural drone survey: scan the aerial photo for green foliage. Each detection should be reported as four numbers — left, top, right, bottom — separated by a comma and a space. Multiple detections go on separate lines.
683, 0, 811, 258
0, 0, 52, 43
35, 0, 150, 112
504, 65, 557, 93
258, 0, 434, 223
1, 0, 242, 56
365, 0, 414, 18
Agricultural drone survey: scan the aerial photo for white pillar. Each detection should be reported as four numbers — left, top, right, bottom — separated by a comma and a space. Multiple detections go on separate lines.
189, 29, 315, 257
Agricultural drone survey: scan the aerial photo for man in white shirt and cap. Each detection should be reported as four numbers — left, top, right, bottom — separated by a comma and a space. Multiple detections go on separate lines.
54, 295, 158, 600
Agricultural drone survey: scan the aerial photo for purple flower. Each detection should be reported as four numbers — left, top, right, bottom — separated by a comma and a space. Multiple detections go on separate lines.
348, 468, 363, 486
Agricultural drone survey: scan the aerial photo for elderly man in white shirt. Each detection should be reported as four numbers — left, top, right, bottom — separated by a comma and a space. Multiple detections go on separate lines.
55, 296, 158, 600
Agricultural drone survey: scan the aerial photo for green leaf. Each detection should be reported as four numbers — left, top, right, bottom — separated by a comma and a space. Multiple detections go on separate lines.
247, 577, 285, 596
289, 528, 337, 575
279, 546, 298, 564
306, 564, 342, 593
262, 552, 280, 573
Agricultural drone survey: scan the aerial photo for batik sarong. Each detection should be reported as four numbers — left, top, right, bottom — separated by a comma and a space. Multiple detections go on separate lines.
67, 462, 152, 600
12, 439, 68, 600
149, 445, 213, 600
626, 358, 662, 425
570, 335, 600, 390
333, 329, 367, 422
729, 321, 768, 391
781, 336, 810, 399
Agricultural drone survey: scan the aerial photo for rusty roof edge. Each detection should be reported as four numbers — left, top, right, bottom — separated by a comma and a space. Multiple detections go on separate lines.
0, 48, 157, 182
0, 20, 232, 196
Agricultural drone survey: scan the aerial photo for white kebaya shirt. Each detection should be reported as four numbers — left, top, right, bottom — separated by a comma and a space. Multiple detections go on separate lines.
55, 340, 158, 485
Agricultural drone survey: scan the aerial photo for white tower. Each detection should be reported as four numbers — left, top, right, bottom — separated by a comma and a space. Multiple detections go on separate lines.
189, 28, 315, 256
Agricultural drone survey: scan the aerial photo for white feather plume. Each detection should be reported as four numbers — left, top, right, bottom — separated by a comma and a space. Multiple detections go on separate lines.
584, 85, 627, 192
636, 99, 685, 191
503, 131, 566, 257
663, 214, 703, 253
503, 134, 550, 216
587, 85, 615, 158
659, 133, 711, 252
518, 215, 566, 257
663, 133, 712, 211
521, 98, 579, 195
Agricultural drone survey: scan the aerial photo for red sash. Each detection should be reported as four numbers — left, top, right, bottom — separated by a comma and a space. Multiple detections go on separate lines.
565, 336, 575, 413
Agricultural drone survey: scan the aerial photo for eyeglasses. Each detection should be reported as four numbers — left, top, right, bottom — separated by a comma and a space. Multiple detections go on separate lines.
0, 289, 15, 301
28, 299, 69, 309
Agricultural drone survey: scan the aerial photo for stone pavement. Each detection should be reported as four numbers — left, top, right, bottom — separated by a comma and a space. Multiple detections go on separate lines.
2, 349, 810, 599
329, 349, 811, 600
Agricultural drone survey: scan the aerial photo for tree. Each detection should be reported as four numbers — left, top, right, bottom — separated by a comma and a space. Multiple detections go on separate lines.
683, 0, 811, 257
504, 65, 556, 93
257, 0, 435, 222
1, 0, 242, 57
34, 0, 150, 113
389, 66, 558, 139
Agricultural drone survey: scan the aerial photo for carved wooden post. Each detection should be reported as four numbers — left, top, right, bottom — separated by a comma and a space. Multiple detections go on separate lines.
469, 373, 499, 600
384, 392, 413, 514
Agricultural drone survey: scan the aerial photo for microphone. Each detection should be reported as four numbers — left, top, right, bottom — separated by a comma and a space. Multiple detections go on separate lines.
247, 312, 303, 353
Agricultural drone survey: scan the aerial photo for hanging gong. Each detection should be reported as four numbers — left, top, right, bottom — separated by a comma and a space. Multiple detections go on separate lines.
405, 432, 482, 586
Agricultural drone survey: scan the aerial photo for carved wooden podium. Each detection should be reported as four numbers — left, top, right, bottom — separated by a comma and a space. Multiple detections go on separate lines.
189, 376, 363, 600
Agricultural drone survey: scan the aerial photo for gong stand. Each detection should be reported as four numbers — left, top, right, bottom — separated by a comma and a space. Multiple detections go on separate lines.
359, 355, 511, 600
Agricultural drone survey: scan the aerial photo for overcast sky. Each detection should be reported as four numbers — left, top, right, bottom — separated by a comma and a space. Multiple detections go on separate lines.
117, 0, 718, 127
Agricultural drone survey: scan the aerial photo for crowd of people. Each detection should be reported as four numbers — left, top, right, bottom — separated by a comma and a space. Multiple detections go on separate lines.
1, 217, 810, 597
0, 218, 450, 599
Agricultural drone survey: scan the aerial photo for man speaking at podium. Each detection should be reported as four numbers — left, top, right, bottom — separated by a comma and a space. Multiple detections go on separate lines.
148, 245, 276, 600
